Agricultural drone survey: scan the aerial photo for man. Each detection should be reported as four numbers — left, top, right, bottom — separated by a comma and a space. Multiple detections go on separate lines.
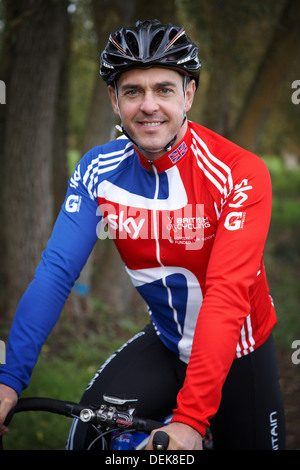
0, 20, 285, 450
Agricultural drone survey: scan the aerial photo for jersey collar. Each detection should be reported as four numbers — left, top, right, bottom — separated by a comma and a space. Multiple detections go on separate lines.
136, 124, 191, 172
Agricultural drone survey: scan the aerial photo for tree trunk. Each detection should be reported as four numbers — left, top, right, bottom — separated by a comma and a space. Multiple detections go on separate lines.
196, 0, 240, 136
230, 0, 300, 151
2, 0, 68, 321
52, 14, 72, 220
0, 1, 18, 314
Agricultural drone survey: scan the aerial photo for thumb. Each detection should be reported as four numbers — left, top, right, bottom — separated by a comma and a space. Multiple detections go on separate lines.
0, 387, 18, 435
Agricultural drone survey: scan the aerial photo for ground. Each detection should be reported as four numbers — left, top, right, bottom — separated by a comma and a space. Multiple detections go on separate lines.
278, 349, 300, 450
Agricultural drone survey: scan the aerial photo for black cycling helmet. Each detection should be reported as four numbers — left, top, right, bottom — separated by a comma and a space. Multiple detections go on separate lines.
100, 19, 201, 88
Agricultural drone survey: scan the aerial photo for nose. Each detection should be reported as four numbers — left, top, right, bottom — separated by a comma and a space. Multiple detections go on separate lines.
140, 91, 159, 114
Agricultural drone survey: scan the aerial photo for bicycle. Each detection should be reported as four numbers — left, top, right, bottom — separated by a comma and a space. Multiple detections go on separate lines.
0, 393, 213, 450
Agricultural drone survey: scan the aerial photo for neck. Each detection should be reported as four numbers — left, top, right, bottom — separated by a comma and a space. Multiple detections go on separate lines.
136, 123, 191, 173
120, 115, 188, 162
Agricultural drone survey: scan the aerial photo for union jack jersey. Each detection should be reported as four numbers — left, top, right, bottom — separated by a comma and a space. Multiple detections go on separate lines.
0, 121, 277, 436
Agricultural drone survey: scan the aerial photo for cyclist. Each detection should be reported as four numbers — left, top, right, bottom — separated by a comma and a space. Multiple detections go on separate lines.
0, 20, 285, 450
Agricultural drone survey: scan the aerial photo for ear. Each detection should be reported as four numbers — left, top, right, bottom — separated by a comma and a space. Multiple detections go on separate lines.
185, 79, 196, 113
108, 85, 120, 116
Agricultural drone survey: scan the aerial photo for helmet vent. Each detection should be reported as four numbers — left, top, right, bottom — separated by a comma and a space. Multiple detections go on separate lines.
150, 31, 164, 57
126, 32, 139, 58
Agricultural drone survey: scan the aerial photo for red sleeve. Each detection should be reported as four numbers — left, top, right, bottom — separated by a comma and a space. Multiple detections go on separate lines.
171, 153, 273, 436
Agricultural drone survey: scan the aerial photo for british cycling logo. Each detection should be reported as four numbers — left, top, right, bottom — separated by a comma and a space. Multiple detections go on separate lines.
291, 80, 300, 105
291, 340, 300, 365
0, 80, 6, 104
0, 340, 6, 365
96, 203, 205, 250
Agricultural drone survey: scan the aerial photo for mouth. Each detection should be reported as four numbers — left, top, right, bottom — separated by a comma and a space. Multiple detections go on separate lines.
138, 121, 165, 128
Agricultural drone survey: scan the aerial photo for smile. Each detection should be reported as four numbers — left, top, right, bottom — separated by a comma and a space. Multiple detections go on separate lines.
139, 121, 164, 126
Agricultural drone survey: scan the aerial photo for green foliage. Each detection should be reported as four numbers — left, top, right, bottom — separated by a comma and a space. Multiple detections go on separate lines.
2, 303, 147, 450
3, 355, 90, 450
68, 0, 98, 149
263, 156, 300, 349
67, 149, 80, 176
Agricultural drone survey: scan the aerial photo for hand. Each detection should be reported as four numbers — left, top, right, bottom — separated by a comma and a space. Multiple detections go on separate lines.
0, 384, 18, 436
145, 422, 203, 450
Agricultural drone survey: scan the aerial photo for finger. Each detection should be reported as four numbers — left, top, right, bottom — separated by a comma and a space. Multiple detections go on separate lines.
0, 423, 9, 437
145, 435, 153, 450
0, 399, 12, 427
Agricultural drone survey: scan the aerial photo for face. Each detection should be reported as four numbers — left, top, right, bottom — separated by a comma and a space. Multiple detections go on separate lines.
108, 67, 196, 160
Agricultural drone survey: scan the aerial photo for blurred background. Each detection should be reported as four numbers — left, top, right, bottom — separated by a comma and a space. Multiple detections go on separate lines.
0, 0, 299, 449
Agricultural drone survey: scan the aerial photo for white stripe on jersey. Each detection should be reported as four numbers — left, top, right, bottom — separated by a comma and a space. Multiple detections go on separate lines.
96, 165, 188, 211
190, 128, 233, 200
236, 314, 255, 358
83, 142, 134, 199
126, 265, 203, 363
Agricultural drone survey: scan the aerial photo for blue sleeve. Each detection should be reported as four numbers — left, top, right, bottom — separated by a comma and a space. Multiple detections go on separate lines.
0, 150, 101, 395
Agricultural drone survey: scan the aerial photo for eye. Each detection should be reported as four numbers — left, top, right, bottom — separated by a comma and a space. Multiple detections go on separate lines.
159, 87, 172, 94
123, 88, 140, 97
157, 86, 175, 97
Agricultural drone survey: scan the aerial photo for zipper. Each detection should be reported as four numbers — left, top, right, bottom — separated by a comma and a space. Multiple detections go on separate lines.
151, 162, 182, 337
151, 163, 160, 261
148, 159, 154, 173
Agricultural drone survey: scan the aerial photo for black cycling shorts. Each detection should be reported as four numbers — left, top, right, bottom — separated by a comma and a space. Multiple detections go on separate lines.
66, 322, 285, 450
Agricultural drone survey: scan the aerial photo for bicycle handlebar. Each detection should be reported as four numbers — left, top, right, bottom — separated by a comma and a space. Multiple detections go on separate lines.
5, 397, 85, 426
1, 396, 169, 450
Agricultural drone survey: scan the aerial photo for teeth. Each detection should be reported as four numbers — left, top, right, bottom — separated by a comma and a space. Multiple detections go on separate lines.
142, 122, 162, 126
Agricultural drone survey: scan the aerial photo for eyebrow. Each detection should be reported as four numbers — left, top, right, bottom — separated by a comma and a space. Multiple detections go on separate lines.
119, 81, 177, 91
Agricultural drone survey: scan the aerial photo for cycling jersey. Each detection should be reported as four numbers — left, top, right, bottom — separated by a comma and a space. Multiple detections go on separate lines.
0, 121, 277, 436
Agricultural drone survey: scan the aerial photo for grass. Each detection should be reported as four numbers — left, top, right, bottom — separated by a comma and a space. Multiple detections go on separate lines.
2, 307, 147, 450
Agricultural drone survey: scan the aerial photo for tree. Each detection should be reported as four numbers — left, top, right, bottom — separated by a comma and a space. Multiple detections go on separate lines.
180, 0, 300, 155
231, 0, 300, 151
52, 13, 72, 219
1, 0, 69, 321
